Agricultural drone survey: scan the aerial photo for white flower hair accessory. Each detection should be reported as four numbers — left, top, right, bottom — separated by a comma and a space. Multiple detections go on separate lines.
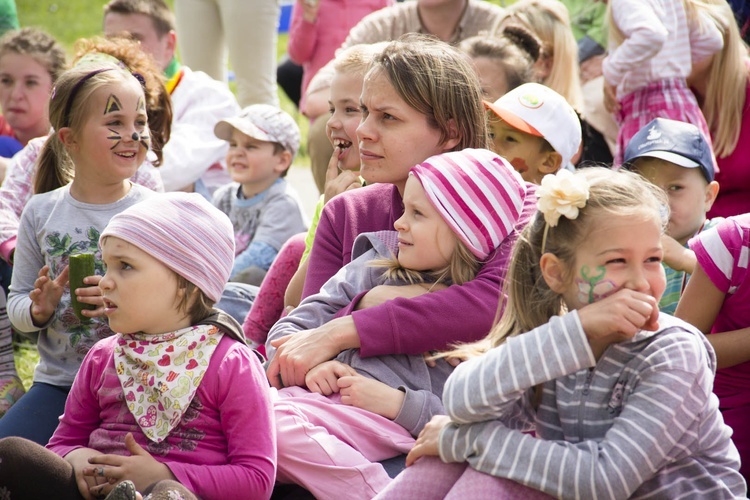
536, 169, 590, 252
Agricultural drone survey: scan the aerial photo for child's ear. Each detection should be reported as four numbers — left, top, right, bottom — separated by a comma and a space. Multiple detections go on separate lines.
57, 127, 78, 152
539, 252, 568, 294
540, 151, 563, 175
274, 150, 293, 173
440, 118, 461, 152
703, 180, 720, 212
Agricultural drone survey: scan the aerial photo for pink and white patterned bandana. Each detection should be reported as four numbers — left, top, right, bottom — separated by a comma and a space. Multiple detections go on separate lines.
115, 324, 224, 443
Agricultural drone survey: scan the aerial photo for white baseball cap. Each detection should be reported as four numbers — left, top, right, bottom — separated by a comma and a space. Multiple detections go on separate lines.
214, 104, 301, 158
485, 83, 582, 167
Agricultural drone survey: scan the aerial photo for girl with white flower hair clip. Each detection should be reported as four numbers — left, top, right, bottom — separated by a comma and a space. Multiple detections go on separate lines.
378, 167, 746, 499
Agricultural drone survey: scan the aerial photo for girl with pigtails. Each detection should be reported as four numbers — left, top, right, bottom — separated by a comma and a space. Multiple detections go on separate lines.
1, 59, 156, 445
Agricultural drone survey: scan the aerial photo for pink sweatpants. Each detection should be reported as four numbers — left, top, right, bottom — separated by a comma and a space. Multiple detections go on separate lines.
376, 456, 554, 499
273, 386, 415, 499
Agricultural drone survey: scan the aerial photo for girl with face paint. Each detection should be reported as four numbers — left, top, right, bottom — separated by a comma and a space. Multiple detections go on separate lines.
381, 168, 745, 499
0, 61, 157, 447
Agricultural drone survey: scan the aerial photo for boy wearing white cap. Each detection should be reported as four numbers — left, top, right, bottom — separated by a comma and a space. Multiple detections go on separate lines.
485, 82, 582, 184
213, 104, 308, 286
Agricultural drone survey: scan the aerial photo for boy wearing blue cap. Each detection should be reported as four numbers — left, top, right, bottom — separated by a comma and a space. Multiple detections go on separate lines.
624, 117, 721, 314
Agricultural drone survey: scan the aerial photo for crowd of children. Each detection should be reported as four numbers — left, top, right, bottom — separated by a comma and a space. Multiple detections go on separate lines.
0, 0, 748, 498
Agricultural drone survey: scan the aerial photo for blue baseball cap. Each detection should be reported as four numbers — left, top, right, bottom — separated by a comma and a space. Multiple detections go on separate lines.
624, 118, 715, 182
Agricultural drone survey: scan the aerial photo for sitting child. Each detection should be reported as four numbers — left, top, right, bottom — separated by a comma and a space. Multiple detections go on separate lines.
212, 104, 308, 286
624, 117, 720, 314
484, 82, 582, 184
0, 193, 275, 499
676, 213, 750, 483
266, 149, 527, 498
378, 167, 745, 498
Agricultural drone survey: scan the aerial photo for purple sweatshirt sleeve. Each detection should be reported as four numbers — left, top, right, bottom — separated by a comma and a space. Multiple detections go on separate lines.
352, 184, 538, 357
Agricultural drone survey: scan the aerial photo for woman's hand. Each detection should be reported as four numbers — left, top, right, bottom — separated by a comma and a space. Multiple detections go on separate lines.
65, 447, 110, 500
75, 274, 107, 318
405, 415, 452, 467
337, 374, 404, 419
267, 316, 360, 389
300, 0, 321, 23
83, 433, 175, 497
29, 265, 68, 327
577, 288, 659, 359
305, 360, 357, 395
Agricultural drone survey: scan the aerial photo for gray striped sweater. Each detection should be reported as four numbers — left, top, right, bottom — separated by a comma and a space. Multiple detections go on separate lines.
439, 312, 746, 499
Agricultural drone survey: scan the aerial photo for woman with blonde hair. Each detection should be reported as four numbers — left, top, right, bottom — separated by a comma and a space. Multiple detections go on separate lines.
689, 0, 750, 218
492, 0, 583, 111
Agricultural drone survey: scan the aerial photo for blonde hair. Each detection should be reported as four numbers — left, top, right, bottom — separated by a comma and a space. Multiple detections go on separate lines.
494, 0, 583, 111
695, 0, 748, 157
35, 64, 144, 194
333, 42, 388, 78
447, 168, 667, 358
371, 238, 480, 289
370, 34, 490, 151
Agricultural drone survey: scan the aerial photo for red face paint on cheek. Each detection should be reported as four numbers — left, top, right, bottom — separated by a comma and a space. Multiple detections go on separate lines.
510, 157, 529, 174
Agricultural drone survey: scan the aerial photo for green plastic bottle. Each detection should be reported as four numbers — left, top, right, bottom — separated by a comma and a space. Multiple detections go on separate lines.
68, 253, 95, 322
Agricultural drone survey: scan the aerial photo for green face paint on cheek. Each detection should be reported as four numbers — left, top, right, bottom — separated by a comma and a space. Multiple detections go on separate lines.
574, 265, 617, 304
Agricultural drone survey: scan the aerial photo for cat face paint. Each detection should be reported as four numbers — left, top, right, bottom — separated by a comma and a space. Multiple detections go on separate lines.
103, 93, 150, 151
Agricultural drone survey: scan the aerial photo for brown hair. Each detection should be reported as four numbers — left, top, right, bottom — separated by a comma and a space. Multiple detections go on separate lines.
0, 27, 67, 83
460, 24, 542, 95
175, 275, 215, 324
103, 0, 176, 36
369, 34, 490, 151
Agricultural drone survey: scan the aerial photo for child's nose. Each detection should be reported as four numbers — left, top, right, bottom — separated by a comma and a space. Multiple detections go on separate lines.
393, 215, 406, 231
99, 272, 113, 291
627, 267, 650, 292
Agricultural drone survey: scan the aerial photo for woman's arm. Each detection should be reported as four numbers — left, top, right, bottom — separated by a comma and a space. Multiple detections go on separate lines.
287, 0, 321, 65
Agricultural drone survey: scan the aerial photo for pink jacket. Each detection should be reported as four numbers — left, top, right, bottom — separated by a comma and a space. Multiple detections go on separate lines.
287, 0, 392, 112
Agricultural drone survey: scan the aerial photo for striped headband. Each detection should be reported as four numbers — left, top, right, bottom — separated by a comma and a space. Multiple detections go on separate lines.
100, 193, 235, 303
410, 149, 527, 260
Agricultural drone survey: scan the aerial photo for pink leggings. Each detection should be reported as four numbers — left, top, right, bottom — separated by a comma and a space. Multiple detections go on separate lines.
242, 233, 306, 352
376, 456, 554, 499
273, 386, 414, 499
